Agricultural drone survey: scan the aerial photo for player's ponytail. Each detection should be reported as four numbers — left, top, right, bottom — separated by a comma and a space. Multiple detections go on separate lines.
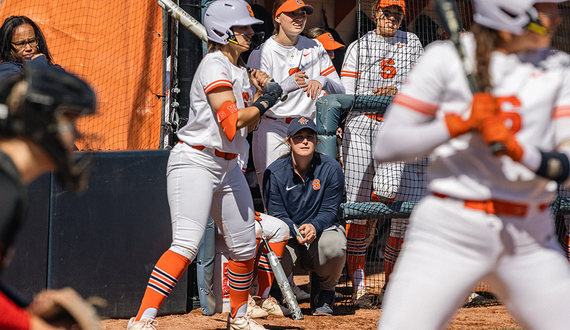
471, 23, 499, 92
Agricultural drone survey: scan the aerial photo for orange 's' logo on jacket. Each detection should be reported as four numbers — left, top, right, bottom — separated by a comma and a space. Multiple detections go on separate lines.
312, 179, 320, 190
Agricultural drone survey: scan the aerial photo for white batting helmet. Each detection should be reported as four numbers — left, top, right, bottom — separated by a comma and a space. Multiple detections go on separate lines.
204, 0, 263, 45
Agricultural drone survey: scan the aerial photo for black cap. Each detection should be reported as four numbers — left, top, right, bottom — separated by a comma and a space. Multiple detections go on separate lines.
287, 116, 317, 137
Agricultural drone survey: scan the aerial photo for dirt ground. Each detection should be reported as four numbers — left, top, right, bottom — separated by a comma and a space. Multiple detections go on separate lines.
100, 302, 520, 330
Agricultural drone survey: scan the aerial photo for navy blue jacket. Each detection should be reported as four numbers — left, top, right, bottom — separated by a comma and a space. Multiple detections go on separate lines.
0, 56, 63, 82
263, 152, 344, 238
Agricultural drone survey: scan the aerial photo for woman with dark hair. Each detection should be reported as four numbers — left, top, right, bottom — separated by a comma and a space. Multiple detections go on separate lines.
0, 16, 62, 80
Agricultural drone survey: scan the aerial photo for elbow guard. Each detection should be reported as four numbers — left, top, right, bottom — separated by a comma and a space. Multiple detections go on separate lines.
536, 150, 570, 183
217, 101, 239, 142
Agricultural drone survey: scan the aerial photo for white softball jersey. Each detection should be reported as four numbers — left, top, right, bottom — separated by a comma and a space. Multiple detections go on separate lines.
385, 33, 570, 203
341, 30, 424, 95
247, 35, 343, 118
177, 50, 251, 155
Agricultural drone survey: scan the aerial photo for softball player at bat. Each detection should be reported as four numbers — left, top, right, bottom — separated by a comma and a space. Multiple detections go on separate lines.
127, 1, 282, 329
235, 142, 292, 318
375, 1, 570, 329
339, 0, 424, 307
247, 0, 345, 192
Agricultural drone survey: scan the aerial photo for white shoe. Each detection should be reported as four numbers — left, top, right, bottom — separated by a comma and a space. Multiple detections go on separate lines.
291, 283, 310, 301
227, 315, 266, 330
247, 295, 269, 319
258, 296, 291, 316
352, 288, 372, 307
127, 317, 158, 330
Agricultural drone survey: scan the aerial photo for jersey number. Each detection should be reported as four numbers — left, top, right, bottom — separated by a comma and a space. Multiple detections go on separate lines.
496, 96, 522, 134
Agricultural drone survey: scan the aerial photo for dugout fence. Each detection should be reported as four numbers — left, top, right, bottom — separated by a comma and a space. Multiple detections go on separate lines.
317, 0, 570, 309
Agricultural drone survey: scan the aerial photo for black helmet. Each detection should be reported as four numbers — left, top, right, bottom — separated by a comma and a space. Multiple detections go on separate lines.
0, 61, 96, 192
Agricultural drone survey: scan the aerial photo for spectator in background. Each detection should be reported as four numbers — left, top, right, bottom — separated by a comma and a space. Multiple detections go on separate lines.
0, 16, 63, 80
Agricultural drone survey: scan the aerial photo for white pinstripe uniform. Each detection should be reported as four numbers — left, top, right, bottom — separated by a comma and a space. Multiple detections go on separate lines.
247, 36, 344, 190
169, 50, 256, 263
376, 32, 570, 330
341, 29, 424, 231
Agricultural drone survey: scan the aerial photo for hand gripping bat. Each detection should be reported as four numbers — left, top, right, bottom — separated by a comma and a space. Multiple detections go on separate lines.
433, 0, 507, 155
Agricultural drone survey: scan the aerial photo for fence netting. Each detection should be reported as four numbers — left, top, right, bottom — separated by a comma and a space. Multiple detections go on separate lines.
0, 0, 164, 150
335, 0, 570, 309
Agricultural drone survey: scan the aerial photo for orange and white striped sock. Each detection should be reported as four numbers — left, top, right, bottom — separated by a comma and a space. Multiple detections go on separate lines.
384, 236, 404, 287
135, 249, 191, 321
228, 258, 255, 318
346, 222, 367, 292
257, 240, 288, 299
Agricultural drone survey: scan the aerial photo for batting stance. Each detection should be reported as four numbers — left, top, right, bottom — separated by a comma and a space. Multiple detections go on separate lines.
375, 1, 570, 329
340, 0, 423, 306
127, 1, 282, 329
0, 63, 97, 330
263, 117, 346, 317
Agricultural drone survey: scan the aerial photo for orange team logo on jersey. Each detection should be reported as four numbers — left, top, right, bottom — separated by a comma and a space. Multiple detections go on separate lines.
299, 117, 308, 124
312, 179, 320, 190
242, 92, 250, 104
289, 67, 301, 76
247, 5, 254, 17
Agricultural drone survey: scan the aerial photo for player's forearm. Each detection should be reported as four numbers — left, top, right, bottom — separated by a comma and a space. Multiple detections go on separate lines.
313, 76, 345, 94
236, 107, 260, 129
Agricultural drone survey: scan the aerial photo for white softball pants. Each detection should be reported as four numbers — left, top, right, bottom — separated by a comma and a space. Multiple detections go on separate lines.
254, 212, 290, 243
378, 195, 570, 330
252, 117, 291, 197
167, 142, 257, 262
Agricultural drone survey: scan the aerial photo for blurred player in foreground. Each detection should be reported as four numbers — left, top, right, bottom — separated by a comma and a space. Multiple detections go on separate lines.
375, 0, 570, 329
127, 1, 282, 329
340, 0, 424, 307
0, 63, 96, 329
263, 117, 346, 316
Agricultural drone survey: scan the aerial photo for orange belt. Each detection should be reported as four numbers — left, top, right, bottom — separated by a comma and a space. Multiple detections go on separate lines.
179, 142, 238, 160
265, 116, 295, 124
433, 192, 549, 217
365, 113, 384, 121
